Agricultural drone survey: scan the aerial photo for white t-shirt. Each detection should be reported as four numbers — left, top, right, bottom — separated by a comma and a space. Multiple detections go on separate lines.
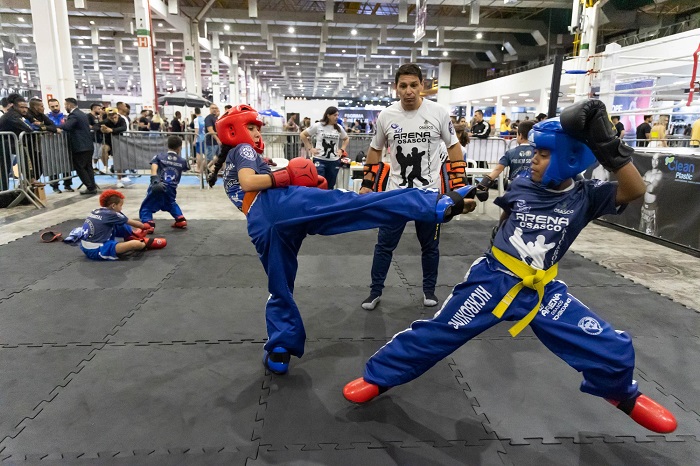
306, 122, 348, 161
371, 99, 458, 191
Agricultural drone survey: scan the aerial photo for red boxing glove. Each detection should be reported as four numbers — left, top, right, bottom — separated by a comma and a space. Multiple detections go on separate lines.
316, 175, 328, 190
270, 157, 318, 188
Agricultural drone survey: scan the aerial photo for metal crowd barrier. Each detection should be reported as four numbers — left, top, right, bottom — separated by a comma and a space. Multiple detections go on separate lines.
0, 131, 45, 208
20, 131, 74, 191
258, 131, 377, 162
626, 138, 700, 149
109, 131, 204, 187
464, 137, 509, 168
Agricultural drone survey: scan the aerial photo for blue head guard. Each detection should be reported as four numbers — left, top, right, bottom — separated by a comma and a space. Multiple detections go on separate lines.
529, 118, 596, 188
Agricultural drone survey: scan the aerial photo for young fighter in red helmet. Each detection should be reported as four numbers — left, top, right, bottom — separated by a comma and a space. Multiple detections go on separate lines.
79, 189, 166, 261
216, 105, 482, 376
343, 99, 678, 435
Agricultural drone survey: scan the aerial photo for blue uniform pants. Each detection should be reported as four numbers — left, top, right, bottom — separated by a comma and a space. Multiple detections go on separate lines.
363, 255, 639, 401
313, 158, 341, 190
139, 185, 184, 223
370, 221, 439, 296
246, 186, 443, 357
80, 224, 134, 261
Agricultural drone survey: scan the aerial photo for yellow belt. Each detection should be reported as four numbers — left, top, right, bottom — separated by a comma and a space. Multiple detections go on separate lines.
491, 246, 558, 337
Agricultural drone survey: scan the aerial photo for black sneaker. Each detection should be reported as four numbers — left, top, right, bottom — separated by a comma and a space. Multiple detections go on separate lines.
362, 294, 381, 310
423, 292, 439, 307
64, 187, 74, 192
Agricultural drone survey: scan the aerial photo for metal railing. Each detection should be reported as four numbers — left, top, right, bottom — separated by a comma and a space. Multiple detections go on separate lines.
625, 138, 700, 149
596, 19, 700, 53
463, 137, 509, 167
0, 131, 45, 208
20, 131, 74, 189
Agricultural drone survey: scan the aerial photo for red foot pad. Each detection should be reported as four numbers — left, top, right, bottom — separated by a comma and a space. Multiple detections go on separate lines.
125, 228, 148, 241
143, 221, 155, 234
343, 378, 381, 404
142, 237, 167, 250
172, 217, 187, 229
608, 394, 678, 433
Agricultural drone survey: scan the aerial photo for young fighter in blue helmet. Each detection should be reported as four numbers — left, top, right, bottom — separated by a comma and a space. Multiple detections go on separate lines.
216, 105, 482, 376
343, 99, 678, 435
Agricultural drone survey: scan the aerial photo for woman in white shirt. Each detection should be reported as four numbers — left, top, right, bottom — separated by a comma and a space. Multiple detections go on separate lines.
300, 106, 349, 189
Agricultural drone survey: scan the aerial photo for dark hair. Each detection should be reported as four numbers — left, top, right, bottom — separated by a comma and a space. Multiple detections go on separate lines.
224, 105, 232, 111
320, 106, 342, 133
474, 109, 483, 115
517, 120, 535, 139
90, 103, 102, 110
644, 114, 652, 120
0, 98, 8, 107
29, 97, 42, 108
174, 111, 181, 118
124, 103, 130, 110
194, 108, 201, 115
611, 115, 620, 121
47, 98, 59, 105
65, 97, 78, 105
535, 113, 547, 122
8, 93, 24, 105
167, 135, 183, 150
395, 63, 423, 84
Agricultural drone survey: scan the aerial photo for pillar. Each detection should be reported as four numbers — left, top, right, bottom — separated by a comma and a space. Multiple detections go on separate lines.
437, 61, 451, 108
229, 54, 240, 105
30, 0, 77, 103
134, 0, 157, 110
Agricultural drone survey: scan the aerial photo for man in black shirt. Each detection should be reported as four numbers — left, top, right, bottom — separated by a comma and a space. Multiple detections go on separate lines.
204, 104, 220, 170
0, 95, 33, 189
611, 115, 625, 139
469, 109, 491, 139
636, 115, 652, 147
170, 111, 183, 133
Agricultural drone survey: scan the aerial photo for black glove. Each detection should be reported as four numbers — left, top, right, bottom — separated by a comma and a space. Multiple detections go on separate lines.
150, 175, 165, 194
560, 99, 634, 172
207, 169, 219, 188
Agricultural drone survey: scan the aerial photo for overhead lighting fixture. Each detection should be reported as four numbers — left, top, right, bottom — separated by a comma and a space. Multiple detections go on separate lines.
342, 49, 346, 53
376, 64, 380, 69
18, 17, 25, 22
391, 50, 396, 55
442, 51, 448, 56
295, 62, 299, 66
89, 20, 95, 25
118, 66, 123, 71
476, 32, 483, 39
124, 55, 131, 61
298, 79, 302, 82
509, 100, 517, 104
518, 93, 529, 96
21, 38, 29, 43
288, 27, 295, 33
336, 63, 340, 67
78, 40, 84, 45
240, 45, 245, 50
291, 47, 297, 52
158, 22, 163, 27
81, 54, 85, 59
169, 58, 174, 62
365, 74, 369, 77
133, 41, 138, 46
525, 99, 534, 102
485, 98, 493, 102
224, 24, 230, 31
263, 71, 267, 74
351, 29, 358, 36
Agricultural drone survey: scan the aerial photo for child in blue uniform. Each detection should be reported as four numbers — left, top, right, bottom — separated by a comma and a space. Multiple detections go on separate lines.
216, 105, 480, 376
139, 135, 189, 232
80, 190, 167, 261
343, 100, 678, 435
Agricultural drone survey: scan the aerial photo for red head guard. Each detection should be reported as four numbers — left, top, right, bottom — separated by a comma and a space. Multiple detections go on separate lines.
215, 104, 265, 154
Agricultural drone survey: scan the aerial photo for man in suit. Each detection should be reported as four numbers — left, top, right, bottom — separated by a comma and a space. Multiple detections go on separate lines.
61, 98, 97, 194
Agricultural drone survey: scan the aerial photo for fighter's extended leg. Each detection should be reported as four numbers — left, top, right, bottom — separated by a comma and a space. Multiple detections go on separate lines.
530, 286, 677, 433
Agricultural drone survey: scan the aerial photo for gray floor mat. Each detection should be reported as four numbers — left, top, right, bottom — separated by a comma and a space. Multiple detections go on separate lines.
114, 287, 269, 342
0, 346, 94, 441
450, 338, 700, 444
295, 255, 405, 288
257, 340, 499, 451
394, 255, 481, 287
500, 436, 700, 466
568, 284, 699, 338
160, 255, 267, 289
0, 289, 152, 345
0, 344, 263, 460
29, 254, 180, 290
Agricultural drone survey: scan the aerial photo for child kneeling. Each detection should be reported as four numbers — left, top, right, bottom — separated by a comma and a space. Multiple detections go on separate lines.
80, 189, 166, 261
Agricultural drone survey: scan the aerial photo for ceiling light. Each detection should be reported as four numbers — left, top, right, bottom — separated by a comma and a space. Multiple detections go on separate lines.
376, 64, 380, 69
81, 55, 85, 59
255, 60, 259, 65
89, 20, 95, 25
365, 74, 369, 77
21, 38, 29, 43
124, 56, 131, 61
118, 66, 123, 71
240, 45, 245, 50
485, 98, 493, 102
295, 62, 299, 65
158, 22, 163, 27
78, 40, 84, 45
263, 71, 267, 75
297, 71, 301, 76
291, 47, 297, 52
299, 79, 302, 82
336, 63, 340, 67
471, 100, 480, 103
224, 24, 230, 31
133, 41, 138, 46
342, 49, 346, 53
288, 27, 295, 33
476, 32, 483, 39
391, 50, 396, 55
442, 51, 448, 56
502, 95, 510, 99
509, 100, 517, 104
525, 99, 534, 102
351, 29, 358, 36
518, 93, 529, 97
18, 17, 25, 22
169, 58, 174, 62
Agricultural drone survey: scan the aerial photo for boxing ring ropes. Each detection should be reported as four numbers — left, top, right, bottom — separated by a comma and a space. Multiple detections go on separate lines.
564, 33, 700, 116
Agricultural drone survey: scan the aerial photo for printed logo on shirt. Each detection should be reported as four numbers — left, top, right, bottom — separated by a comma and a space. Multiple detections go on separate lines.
162, 167, 178, 183
578, 316, 603, 335
553, 201, 575, 215
390, 123, 402, 132
448, 121, 455, 135
514, 199, 531, 213
240, 145, 257, 161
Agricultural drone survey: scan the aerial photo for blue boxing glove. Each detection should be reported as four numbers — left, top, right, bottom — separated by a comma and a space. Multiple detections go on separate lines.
150, 175, 165, 194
